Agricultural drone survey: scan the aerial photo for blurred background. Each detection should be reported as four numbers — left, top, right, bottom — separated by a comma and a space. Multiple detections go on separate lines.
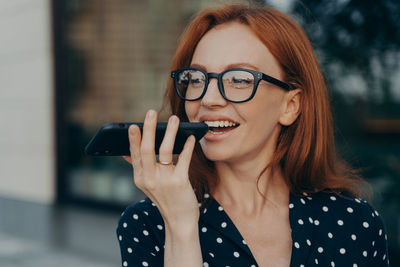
0, 0, 399, 266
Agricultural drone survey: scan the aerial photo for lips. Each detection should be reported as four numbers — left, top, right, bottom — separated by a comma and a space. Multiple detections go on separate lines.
198, 115, 240, 140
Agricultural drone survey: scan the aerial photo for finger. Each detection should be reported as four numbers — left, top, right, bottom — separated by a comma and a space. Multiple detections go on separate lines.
122, 156, 132, 164
175, 135, 196, 174
158, 115, 179, 163
141, 110, 157, 169
128, 125, 142, 169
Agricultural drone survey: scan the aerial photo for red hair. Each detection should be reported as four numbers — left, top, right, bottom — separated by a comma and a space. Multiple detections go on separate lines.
163, 4, 368, 204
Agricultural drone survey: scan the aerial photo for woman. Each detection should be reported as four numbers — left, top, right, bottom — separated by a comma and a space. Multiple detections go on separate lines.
117, 4, 389, 267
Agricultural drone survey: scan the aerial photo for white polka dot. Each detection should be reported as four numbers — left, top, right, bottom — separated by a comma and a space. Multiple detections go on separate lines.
203, 208, 207, 214
134, 237, 139, 242
351, 234, 357, 240
143, 211, 149, 216
322, 206, 328, 212
294, 242, 300, 248
218, 206, 224, 211
157, 225, 163, 230
123, 261, 128, 267
143, 230, 149, 236
251, 265, 256, 267
289, 203, 294, 209
363, 251, 367, 257
204, 193, 210, 198
328, 232, 333, 238
315, 258, 319, 264
318, 247, 324, 253
216, 237, 223, 243
307, 196, 312, 200
151, 202, 156, 206
302, 192, 308, 196
309, 217, 313, 224
202, 227, 207, 233
203, 262, 209, 267
331, 261, 335, 267
363, 222, 369, 228
355, 198, 361, 203
142, 262, 148, 266
379, 229, 383, 236
298, 219, 304, 225
340, 248, 346, 254
242, 239, 247, 245
233, 251, 240, 257
209, 252, 214, 258
140, 199, 145, 203
307, 239, 311, 246
347, 207, 353, 213
123, 222, 128, 228
371, 212, 375, 217
372, 241, 375, 246
353, 264, 358, 267
337, 220, 344, 226
221, 222, 227, 228
314, 220, 320, 225
373, 250, 377, 257
118, 235, 122, 241
300, 198, 306, 204
375, 210, 379, 216
198, 203, 202, 207
330, 196, 336, 201
383, 254, 386, 260
150, 252, 156, 256
155, 245, 160, 251
133, 214, 139, 220
300, 265, 305, 267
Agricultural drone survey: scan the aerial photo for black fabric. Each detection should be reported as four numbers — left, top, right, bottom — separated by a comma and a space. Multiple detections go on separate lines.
116, 191, 389, 267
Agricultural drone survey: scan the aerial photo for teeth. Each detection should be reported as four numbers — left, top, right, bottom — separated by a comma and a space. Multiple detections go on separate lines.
204, 120, 237, 127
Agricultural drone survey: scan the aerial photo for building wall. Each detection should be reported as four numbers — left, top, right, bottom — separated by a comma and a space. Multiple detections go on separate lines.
0, 0, 55, 204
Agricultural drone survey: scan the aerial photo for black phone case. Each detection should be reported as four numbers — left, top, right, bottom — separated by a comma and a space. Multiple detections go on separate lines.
84, 122, 208, 156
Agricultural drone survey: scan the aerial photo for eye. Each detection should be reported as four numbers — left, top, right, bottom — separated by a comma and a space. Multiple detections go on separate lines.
187, 71, 205, 88
232, 77, 253, 84
222, 70, 254, 89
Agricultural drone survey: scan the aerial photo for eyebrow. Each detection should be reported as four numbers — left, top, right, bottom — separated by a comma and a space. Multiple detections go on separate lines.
189, 62, 260, 72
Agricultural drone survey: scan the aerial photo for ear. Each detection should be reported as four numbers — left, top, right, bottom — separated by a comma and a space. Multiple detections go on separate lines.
279, 88, 302, 126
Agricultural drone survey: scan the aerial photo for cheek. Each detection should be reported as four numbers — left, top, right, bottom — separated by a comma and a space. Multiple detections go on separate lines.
184, 101, 199, 122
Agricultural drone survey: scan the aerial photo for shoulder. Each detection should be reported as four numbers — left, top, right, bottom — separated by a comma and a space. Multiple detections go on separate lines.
290, 191, 389, 265
290, 192, 384, 238
292, 191, 386, 230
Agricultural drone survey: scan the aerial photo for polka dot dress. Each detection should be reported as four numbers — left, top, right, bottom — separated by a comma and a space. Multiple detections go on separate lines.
116, 192, 390, 266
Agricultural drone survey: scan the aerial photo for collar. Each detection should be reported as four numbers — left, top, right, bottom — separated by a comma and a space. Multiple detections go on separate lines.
199, 192, 315, 266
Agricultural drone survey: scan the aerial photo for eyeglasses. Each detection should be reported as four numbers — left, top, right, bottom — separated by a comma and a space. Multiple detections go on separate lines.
171, 67, 293, 103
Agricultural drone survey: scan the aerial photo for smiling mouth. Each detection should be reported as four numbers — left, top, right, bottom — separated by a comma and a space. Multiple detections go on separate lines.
203, 120, 240, 134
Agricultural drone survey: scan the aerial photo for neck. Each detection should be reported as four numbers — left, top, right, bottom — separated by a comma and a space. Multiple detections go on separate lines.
211, 159, 289, 217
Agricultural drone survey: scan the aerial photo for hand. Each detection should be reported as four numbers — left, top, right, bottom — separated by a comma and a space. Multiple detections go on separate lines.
122, 110, 199, 230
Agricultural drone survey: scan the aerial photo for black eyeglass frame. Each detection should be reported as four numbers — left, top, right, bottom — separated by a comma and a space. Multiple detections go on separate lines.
171, 67, 293, 103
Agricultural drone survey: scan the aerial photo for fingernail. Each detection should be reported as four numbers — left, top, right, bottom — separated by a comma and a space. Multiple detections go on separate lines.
146, 110, 155, 120
169, 115, 178, 124
129, 125, 136, 136
129, 125, 137, 136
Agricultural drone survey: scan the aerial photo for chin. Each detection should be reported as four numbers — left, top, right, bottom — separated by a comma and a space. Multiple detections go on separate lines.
200, 143, 238, 163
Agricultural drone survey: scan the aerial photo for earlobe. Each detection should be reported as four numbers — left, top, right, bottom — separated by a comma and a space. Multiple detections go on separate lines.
279, 89, 302, 126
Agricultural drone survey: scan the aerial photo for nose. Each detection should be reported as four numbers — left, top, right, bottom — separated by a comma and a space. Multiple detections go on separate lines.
200, 77, 227, 108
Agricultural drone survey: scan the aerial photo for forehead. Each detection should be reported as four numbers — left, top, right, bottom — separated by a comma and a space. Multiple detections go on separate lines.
191, 22, 282, 77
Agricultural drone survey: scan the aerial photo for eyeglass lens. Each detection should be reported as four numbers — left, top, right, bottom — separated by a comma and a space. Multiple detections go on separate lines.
176, 69, 255, 102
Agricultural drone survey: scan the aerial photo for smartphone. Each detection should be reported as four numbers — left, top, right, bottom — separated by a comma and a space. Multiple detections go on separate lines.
84, 122, 208, 156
